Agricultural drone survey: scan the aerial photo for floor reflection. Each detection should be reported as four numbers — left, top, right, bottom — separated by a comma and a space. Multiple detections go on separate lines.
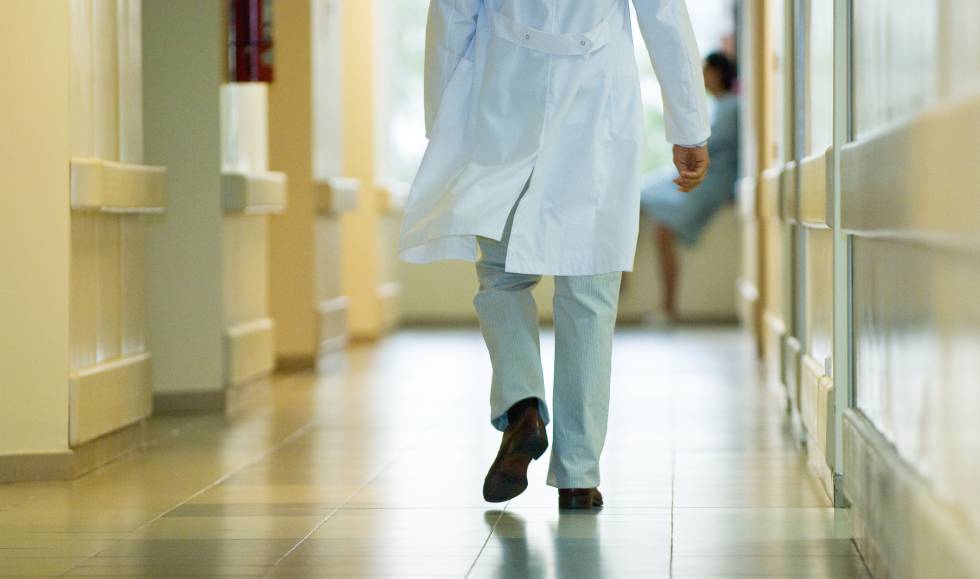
477, 510, 606, 579
0, 328, 871, 577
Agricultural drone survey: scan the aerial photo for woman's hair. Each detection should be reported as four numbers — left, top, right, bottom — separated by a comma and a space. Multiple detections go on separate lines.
704, 52, 737, 91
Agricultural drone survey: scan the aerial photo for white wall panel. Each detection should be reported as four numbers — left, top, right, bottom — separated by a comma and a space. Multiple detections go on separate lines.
308, 0, 353, 360
70, 213, 99, 371
769, 0, 788, 165
116, 0, 143, 163
806, 0, 833, 154
221, 84, 269, 174
91, 0, 119, 161
935, 253, 980, 530
222, 216, 270, 328
119, 215, 145, 356
940, 0, 980, 99
94, 214, 122, 363
803, 228, 832, 364
853, 0, 939, 137
853, 239, 980, 533
225, 318, 276, 387
69, 0, 94, 158
315, 217, 349, 356
66, 0, 153, 450
845, 0, 980, 545
220, 80, 278, 386
312, 0, 344, 181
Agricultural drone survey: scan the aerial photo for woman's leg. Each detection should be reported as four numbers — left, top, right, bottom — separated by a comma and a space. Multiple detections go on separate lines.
654, 225, 680, 322
547, 271, 622, 489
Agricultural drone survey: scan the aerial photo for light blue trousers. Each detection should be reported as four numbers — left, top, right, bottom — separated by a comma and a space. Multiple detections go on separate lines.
474, 207, 622, 489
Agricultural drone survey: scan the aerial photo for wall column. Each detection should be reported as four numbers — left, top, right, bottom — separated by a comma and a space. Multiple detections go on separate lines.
269, 0, 358, 369
0, 2, 72, 480
144, 0, 285, 413
341, 0, 393, 340
1, 0, 162, 481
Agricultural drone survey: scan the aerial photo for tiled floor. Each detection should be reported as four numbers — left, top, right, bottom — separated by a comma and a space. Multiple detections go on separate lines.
0, 327, 871, 577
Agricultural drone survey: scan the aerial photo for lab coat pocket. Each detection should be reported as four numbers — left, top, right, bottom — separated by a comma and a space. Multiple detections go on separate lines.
466, 39, 550, 166
430, 58, 476, 137
605, 75, 644, 143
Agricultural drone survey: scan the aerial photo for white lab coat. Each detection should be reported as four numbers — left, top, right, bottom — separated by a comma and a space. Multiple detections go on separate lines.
399, 0, 710, 275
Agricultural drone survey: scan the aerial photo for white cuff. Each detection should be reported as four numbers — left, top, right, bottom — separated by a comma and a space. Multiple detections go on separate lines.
678, 141, 707, 148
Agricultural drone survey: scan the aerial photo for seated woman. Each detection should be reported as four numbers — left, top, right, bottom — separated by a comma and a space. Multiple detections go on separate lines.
640, 52, 739, 321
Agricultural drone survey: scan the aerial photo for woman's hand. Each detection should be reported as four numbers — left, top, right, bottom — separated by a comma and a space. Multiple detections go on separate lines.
672, 145, 710, 192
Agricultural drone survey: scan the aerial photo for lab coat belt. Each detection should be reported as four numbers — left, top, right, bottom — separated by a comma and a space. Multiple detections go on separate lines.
490, 11, 612, 56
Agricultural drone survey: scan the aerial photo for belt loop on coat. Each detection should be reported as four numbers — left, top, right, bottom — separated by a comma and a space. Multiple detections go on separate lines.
487, 0, 621, 56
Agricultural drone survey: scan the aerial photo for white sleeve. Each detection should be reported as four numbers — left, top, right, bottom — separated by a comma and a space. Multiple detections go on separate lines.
630, 0, 711, 146
425, 0, 481, 138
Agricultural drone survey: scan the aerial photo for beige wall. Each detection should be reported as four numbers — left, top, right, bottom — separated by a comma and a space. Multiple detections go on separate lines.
2, 0, 157, 462
269, 0, 317, 360
398, 213, 741, 324
340, 0, 385, 339
0, 2, 72, 455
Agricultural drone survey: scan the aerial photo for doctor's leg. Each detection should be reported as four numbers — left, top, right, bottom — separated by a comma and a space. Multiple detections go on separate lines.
474, 231, 548, 432
474, 220, 551, 502
547, 272, 622, 491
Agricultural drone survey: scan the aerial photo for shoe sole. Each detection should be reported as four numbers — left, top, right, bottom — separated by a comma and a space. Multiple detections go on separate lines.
558, 496, 604, 510
483, 431, 548, 503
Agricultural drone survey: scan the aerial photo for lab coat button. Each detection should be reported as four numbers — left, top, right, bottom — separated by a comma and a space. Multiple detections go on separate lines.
525, 34, 531, 40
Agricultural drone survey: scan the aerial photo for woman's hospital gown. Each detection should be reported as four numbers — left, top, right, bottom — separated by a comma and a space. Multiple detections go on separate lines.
640, 93, 739, 245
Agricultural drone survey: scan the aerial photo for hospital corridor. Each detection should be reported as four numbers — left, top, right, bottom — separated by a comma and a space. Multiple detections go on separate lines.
0, 329, 870, 577
1, 0, 978, 577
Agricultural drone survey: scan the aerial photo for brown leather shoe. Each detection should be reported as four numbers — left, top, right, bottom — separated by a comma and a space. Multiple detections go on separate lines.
558, 488, 604, 509
482, 406, 548, 503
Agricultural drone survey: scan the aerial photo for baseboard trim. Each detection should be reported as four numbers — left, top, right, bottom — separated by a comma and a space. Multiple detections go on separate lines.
782, 335, 803, 410
763, 311, 786, 394
0, 451, 73, 482
736, 277, 759, 332
225, 376, 272, 417
844, 409, 980, 578
153, 376, 272, 418
69, 352, 153, 447
377, 281, 402, 333
317, 296, 350, 359
0, 422, 146, 483
800, 353, 835, 502
225, 317, 276, 387
153, 390, 227, 413
276, 355, 316, 372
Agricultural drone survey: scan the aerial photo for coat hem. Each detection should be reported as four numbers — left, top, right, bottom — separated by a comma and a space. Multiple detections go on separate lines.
400, 233, 635, 276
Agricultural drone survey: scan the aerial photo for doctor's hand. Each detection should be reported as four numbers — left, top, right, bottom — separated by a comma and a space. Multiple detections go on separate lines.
672, 145, 710, 192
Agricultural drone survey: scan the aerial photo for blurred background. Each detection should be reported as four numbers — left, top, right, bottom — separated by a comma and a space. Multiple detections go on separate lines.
0, 0, 978, 577
389, 0, 743, 325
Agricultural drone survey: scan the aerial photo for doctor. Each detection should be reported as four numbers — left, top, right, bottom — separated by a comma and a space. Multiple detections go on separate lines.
400, 0, 711, 509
